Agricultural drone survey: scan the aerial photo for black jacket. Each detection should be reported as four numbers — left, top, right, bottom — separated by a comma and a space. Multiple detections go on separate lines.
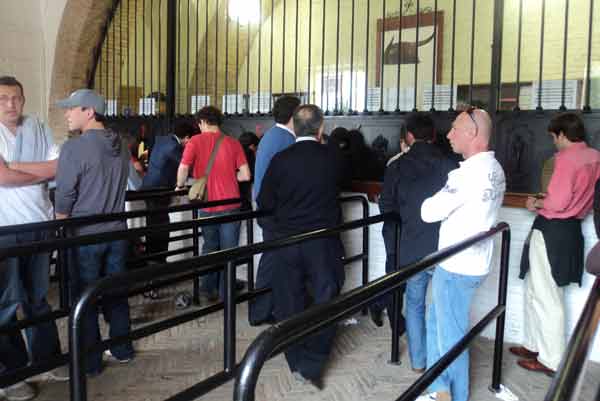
257, 140, 342, 236
379, 142, 458, 266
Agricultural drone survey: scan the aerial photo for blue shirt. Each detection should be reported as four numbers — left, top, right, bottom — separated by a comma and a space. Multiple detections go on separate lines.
253, 124, 295, 200
142, 135, 183, 189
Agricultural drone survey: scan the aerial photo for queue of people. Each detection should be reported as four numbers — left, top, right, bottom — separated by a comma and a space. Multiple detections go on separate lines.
1, 73, 599, 401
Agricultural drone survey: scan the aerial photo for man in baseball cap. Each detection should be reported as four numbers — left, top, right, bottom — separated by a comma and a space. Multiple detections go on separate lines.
56, 88, 106, 115
54, 87, 135, 375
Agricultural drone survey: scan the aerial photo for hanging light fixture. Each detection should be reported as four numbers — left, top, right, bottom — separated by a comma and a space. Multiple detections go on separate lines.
228, 0, 261, 25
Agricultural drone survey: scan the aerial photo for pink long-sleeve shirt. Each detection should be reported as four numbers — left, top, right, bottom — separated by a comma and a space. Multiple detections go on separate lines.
540, 142, 600, 219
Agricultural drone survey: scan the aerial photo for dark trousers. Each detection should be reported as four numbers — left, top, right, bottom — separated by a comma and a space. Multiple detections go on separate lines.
0, 231, 61, 372
371, 221, 406, 331
249, 227, 276, 323
74, 240, 134, 374
145, 198, 171, 263
271, 236, 345, 380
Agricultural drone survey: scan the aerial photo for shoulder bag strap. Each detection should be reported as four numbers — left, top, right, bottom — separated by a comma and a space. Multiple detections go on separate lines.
204, 133, 226, 177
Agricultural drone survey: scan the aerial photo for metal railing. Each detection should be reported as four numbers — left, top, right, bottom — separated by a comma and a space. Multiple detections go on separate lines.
0, 193, 253, 388
234, 221, 511, 401
543, 276, 600, 401
69, 210, 381, 401
0, 193, 371, 394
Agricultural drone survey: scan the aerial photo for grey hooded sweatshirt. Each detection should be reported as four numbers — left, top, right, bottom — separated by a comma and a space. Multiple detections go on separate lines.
55, 128, 129, 235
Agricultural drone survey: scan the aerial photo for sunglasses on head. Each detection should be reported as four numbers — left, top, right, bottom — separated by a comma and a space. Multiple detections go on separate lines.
464, 106, 479, 135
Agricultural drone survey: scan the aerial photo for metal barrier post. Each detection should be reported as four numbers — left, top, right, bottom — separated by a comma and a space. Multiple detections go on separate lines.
56, 227, 69, 309
246, 217, 255, 290
224, 261, 237, 372
361, 196, 369, 315
490, 228, 510, 393
389, 220, 401, 365
192, 208, 201, 305
69, 302, 89, 401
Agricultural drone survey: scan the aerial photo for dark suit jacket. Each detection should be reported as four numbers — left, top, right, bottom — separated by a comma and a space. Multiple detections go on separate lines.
379, 141, 458, 266
257, 139, 342, 236
142, 135, 183, 189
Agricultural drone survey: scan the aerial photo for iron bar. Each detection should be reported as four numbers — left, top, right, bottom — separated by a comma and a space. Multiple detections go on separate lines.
488, 0, 504, 113
379, 0, 386, 113
205, 0, 208, 104
112, 6, 115, 108
389, 221, 401, 364
225, 2, 230, 114
308, 0, 313, 102
468, 0, 475, 106
159, 0, 163, 114
282, 0, 287, 94
413, 0, 420, 111
335, 0, 341, 113
119, 4, 123, 115
537, 0, 546, 111
246, 23, 250, 114
127, 0, 131, 112
236, 15, 240, 113
395, 0, 403, 112
560, 0, 570, 111
195, 0, 199, 107
186, 0, 190, 114
449, 0, 456, 110
257, 0, 262, 113
431, 0, 438, 111
320, 0, 326, 109
134, 0, 137, 110
294, 0, 299, 93
142, 0, 146, 111
514, 0, 523, 110
150, 0, 151, 108
177, 0, 182, 112
363, 0, 370, 113
269, 0, 274, 111
166, 0, 177, 119
584, 0, 595, 111
349, 0, 355, 112
214, 0, 219, 106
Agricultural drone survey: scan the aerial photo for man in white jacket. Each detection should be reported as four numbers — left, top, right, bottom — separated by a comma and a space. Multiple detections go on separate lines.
417, 107, 506, 401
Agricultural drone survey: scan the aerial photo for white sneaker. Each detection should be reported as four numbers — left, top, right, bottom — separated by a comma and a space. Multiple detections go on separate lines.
103, 350, 133, 364
0, 382, 37, 401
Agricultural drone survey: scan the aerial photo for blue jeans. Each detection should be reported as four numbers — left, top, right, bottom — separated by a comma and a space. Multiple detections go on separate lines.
0, 231, 61, 372
426, 267, 485, 401
198, 208, 241, 299
75, 240, 134, 374
405, 270, 431, 369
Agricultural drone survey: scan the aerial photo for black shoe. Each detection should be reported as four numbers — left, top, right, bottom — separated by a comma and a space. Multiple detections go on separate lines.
369, 307, 384, 327
292, 371, 324, 391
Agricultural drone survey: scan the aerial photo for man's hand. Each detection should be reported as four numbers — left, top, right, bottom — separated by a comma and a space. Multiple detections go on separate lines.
525, 196, 543, 212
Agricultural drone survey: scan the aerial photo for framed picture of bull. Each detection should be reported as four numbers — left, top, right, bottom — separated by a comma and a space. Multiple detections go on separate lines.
375, 11, 444, 110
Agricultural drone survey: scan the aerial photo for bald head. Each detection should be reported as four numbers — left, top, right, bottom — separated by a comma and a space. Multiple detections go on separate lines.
447, 108, 493, 159
293, 104, 324, 138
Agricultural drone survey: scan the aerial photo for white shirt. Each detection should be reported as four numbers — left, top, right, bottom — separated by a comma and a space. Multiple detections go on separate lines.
421, 151, 506, 276
0, 118, 59, 226
276, 123, 296, 137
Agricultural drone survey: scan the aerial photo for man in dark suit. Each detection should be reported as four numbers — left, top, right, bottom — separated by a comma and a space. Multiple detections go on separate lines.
257, 104, 344, 389
141, 121, 196, 263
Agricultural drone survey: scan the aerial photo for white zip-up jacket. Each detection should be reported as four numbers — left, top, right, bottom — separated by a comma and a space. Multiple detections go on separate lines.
421, 151, 506, 276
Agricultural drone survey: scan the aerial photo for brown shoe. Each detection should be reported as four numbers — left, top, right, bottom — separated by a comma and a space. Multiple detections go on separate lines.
509, 346, 538, 359
517, 358, 555, 377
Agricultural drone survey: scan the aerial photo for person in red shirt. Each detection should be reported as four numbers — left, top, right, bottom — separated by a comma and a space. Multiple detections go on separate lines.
176, 106, 251, 300
511, 112, 600, 376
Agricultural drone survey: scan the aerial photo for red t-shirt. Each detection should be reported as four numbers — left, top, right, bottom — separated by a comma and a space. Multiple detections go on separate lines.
181, 131, 248, 212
